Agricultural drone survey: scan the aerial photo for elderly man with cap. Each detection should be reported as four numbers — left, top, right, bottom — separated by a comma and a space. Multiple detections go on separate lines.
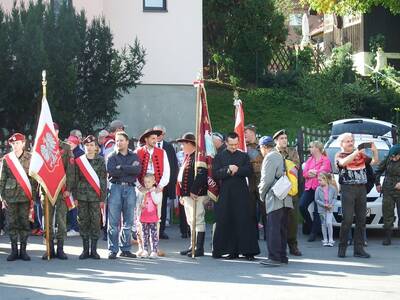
212, 132, 226, 154
70, 135, 107, 259
375, 144, 400, 245
106, 131, 141, 259
176, 133, 208, 257
0, 133, 36, 261
273, 129, 302, 256
41, 123, 75, 260
103, 120, 125, 160
153, 125, 179, 240
97, 129, 110, 157
258, 136, 293, 266
245, 124, 266, 240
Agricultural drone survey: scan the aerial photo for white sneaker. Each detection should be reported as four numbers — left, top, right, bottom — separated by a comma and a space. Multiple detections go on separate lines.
138, 250, 149, 258
67, 229, 80, 237
322, 240, 329, 247
149, 252, 158, 259
328, 241, 335, 247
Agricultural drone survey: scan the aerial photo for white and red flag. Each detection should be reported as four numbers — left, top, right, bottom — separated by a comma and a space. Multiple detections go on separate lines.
233, 94, 246, 152
29, 95, 66, 206
194, 80, 219, 201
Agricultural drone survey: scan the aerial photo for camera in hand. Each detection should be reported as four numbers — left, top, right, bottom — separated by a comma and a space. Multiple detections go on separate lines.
357, 142, 372, 150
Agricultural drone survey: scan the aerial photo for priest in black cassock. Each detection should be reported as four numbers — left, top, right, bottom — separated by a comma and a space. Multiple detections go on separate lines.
212, 132, 260, 260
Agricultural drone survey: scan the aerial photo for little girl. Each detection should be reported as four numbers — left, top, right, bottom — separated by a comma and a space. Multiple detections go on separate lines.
315, 172, 338, 247
136, 174, 162, 258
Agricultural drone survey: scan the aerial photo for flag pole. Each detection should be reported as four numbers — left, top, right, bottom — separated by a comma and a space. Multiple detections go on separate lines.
191, 74, 202, 259
42, 70, 51, 261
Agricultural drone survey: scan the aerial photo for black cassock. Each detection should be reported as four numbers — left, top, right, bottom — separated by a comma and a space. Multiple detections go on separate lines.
212, 149, 260, 257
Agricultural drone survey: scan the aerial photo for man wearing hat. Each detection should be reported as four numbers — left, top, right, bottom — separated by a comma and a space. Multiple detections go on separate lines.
245, 124, 266, 240
0, 133, 36, 261
106, 131, 141, 259
41, 123, 75, 260
153, 125, 179, 240
258, 136, 293, 266
273, 129, 302, 256
212, 132, 226, 154
176, 133, 208, 257
70, 135, 107, 259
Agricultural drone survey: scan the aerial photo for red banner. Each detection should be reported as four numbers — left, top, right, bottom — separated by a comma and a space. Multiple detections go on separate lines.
234, 99, 246, 152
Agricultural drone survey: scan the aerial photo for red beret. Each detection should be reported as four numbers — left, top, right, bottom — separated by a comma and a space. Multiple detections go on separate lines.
8, 133, 26, 143
67, 135, 80, 145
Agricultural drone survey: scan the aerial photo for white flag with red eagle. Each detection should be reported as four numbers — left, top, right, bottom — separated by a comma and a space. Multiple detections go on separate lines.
29, 95, 66, 205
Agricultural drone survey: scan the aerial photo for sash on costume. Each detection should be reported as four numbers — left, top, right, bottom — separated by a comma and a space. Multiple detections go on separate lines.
74, 153, 101, 198
4, 152, 34, 222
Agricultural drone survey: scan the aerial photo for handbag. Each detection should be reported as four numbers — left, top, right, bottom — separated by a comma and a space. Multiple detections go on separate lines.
271, 158, 292, 200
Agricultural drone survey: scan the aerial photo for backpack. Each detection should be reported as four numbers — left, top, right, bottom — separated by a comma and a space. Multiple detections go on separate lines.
285, 159, 298, 197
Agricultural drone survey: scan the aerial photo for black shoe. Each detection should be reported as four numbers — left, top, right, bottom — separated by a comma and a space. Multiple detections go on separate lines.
354, 249, 370, 258
56, 240, 68, 260
307, 234, 316, 242
281, 257, 289, 264
260, 259, 281, 267
245, 255, 255, 261
108, 252, 117, 259
226, 254, 239, 260
289, 247, 302, 256
180, 248, 192, 256
187, 232, 205, 257
212, 253, 222, 259
382, 229, 392, 246
79, 239, 90, 260
90, 239, 100, 259
19, 243, 31, 261
159, 232, 169, 240
42, 240, 56, 260
7, 242, 19, 261
338, 245, 346, 258
120, 251, 137, 258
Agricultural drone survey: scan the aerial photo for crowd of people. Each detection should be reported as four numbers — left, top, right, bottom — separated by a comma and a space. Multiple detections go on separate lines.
1, 120, 400, 267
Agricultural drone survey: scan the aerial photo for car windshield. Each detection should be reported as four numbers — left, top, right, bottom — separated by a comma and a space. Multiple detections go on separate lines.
331, 120, 392, 137
325, 147, 389, 173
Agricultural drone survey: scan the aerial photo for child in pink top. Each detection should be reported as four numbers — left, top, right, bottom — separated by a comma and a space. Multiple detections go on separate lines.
137, 174, 162, 258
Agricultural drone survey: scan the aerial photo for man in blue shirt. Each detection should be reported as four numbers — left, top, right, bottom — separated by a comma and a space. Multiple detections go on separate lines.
106, 131, 141, 259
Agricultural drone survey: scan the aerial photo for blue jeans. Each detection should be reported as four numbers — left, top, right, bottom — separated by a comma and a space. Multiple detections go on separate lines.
107, 183, 136, 253
67, 207, 79, 232
299, 189, 321, 235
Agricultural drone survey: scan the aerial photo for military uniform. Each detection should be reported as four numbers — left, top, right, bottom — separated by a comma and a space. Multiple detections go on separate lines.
375, 157, 400, 244
42, 140, 74, 259
0, 134, 36, 261
276, 145, 302, 256
246, 141, 265, 239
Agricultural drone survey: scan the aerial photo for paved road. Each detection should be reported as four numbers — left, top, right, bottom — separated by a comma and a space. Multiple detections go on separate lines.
0, 226, 400, 300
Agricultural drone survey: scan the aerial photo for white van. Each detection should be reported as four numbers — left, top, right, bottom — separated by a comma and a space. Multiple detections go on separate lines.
323, 118, 398, 229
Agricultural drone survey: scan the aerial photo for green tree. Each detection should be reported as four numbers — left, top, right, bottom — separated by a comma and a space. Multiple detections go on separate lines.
0, 0, 145, 136
204, 0, 287, 83
300, 0, 400, 15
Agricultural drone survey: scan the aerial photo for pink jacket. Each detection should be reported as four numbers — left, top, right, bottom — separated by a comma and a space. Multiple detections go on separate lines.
302, 155, 332, 190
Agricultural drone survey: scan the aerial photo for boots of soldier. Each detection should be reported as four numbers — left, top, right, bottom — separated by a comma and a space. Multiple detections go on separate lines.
79, 239, 90, 259
7, 242, 19, 261
42, 240, 56, 260
382, 229, 392, 246
56, 240, 68, 260
188, 232, 205, 257
90, 239, 100, 259
19, 242, 31, 261
354, 244, 371, 258
338, 244, 347, 258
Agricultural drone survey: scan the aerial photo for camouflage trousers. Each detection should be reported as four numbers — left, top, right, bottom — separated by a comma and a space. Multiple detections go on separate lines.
6, 201, 30, 243
78, 201, 101, 240
382, 191, 400, 229
43, 196, 68, 241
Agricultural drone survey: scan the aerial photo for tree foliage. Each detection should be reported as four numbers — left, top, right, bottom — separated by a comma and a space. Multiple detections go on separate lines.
0, 0, 146, 136
204, 0, 287, 83
301, 0, 400, 15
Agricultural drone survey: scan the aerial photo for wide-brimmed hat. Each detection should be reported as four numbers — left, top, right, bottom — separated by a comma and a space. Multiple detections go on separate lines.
176, 132, 196, 145
139, 128, 163, 144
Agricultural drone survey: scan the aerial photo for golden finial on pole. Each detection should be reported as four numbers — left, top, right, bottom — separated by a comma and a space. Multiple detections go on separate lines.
233, 90, 241, 107
42, 70, 47, 98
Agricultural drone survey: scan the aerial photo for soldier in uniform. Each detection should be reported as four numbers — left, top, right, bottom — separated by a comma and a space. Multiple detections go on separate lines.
176, 133, 208, 257
71, 135, 107, 259
0, 133, 35, 261
245, 124, 266, 240
375, 144, 400, 245
273, 129, 302, 256
41, 122, 74, 260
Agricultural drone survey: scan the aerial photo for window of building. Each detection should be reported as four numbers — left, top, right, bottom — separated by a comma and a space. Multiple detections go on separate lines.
143, 0, 167, 12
